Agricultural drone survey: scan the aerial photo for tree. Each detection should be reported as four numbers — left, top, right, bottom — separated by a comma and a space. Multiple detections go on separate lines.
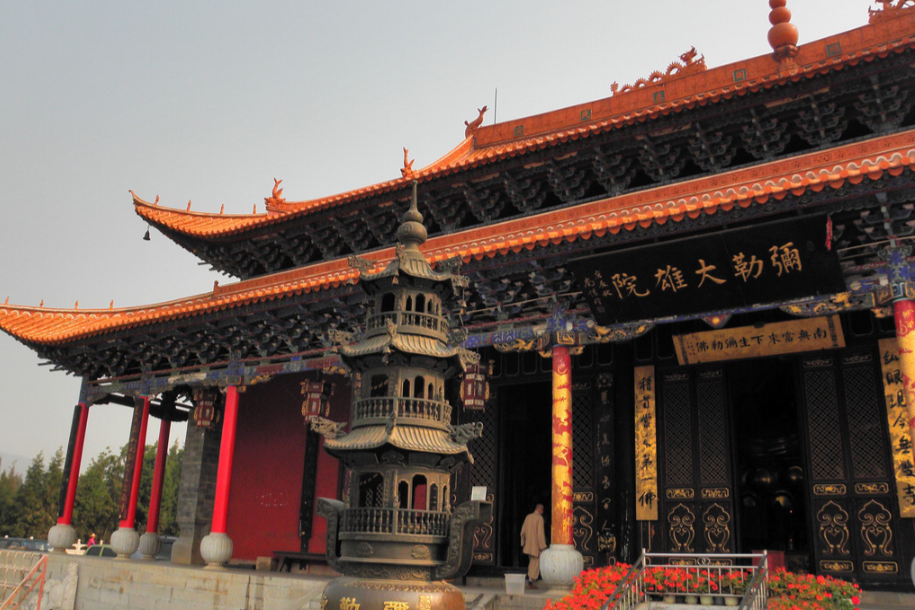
73, 449, 123, 543
0, 460, 23, 534
10, 450, 63, 539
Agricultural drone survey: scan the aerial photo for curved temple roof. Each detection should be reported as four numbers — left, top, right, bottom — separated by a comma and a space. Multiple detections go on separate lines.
133, 9, 915, 240
3, 129, 915, 347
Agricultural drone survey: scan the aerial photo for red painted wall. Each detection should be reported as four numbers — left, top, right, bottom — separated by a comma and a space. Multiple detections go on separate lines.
225, 372, 350, 560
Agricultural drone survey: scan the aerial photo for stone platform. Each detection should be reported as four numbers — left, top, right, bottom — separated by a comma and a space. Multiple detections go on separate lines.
4, 552, 913, 610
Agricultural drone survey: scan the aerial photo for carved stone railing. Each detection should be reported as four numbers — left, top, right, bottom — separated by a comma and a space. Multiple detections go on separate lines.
355, 397, 452, 424
339, 508, 449, 538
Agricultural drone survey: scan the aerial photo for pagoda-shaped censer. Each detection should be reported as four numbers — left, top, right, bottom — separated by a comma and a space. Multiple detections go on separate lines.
313, 182, 490, 610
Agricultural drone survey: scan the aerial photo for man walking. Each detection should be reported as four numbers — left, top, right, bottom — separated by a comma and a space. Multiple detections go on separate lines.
520, 504, 547, 588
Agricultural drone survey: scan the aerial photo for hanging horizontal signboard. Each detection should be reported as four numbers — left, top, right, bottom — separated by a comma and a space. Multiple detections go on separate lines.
568, 215, 845, 325
672, 314, 845, 365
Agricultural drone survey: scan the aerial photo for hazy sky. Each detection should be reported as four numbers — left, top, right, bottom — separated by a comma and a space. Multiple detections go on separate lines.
0, 1, 871, 471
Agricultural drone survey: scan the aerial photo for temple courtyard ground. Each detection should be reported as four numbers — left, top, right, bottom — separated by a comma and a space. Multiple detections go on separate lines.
2, 550, 914, 610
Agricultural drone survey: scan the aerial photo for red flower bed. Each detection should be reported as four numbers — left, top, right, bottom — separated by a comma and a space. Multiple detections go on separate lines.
543, 566, 861, 610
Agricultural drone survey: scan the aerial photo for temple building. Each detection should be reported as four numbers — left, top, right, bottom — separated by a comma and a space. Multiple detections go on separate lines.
3, 0, 915, 587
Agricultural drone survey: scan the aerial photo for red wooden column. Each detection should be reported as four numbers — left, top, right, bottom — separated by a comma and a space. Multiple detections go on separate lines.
539, 344, 583, 589
147, 418, 172, 534
138, 415, 172, 559
111, 395, 150, 558
550, 345, 574, 546
47, 402, 89, 551
200, 384, 240, 566
121, 396, 151, 530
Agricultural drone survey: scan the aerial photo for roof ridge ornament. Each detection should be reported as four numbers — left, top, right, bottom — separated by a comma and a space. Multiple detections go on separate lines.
768, 0, 800, 64
464, 105, 488, 138
610, 47, 706, 96
264, 178, 286, 208
870, 0, 915, 23
401, 147, 415, 178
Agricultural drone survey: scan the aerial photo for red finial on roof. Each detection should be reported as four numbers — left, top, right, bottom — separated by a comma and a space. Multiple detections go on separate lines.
39, 300, 43, 308
220, 204, 225, 214
4, 297, 8, 305
110, 300, 114, 309
187, 200, 192, 211
74, 300, 78, 309
253, 203, 257, 214
768, 0, 799, 62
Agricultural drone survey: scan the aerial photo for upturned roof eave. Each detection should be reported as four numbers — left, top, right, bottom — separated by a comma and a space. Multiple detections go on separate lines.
131, 11, 915, 242
4, 128, 915, 348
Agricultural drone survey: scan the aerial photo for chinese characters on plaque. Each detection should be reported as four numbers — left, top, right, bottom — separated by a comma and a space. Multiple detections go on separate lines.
634, 366, 658, 521
673, 315, 845, 365
568, 215, 845, 325
878, 338, 915, 517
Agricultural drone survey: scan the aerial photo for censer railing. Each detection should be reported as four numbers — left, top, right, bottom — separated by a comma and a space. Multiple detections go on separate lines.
600, 551, 768, 610
366, 312, 448, 333
340, 508, 449, 538
354, 397, 451, 424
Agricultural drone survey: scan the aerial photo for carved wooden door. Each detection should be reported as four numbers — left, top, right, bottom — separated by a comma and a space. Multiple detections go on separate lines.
799, 350, 909, 584
657, 368, 736, 557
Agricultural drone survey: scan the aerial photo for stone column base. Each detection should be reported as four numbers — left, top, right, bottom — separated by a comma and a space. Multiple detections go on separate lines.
138, 532, 162, 560
48, 523, 77, 553
200, 532, 233, 568
540, 543, 584, 591
110, 526, 140, 559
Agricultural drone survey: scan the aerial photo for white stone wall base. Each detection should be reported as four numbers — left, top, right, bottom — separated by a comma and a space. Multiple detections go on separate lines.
200, 532, 233, 567
540, 543, 584, 591
48, 523, 77, 553
137, 532, 161, 560
110, 527, 140, 559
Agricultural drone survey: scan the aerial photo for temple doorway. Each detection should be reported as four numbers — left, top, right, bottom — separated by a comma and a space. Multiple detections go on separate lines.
498, 379, 552, 568
731, 358, 809, 561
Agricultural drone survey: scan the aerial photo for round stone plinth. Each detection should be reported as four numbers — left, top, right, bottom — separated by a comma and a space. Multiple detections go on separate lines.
540, 543, 584, 590
137, 532, 161, 560
200, 532, 233, 568
323, 577, 466, 610
110, 526, 140, 559
48, 523, 77, 553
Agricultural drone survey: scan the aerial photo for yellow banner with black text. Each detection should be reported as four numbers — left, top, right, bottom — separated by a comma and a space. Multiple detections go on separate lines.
673, 315, 845, 366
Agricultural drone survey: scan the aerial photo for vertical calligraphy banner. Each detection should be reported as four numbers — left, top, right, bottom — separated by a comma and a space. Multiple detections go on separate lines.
877, 337, 915, 518
634, 365, 658, 521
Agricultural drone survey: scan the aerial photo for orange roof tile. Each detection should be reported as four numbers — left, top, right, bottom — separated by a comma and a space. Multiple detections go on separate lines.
134, 10, 915, 239
9, 129, 915, 347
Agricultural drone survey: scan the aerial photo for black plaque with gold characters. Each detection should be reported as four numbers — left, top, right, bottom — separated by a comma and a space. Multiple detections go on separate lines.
568, 215, 845, 325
